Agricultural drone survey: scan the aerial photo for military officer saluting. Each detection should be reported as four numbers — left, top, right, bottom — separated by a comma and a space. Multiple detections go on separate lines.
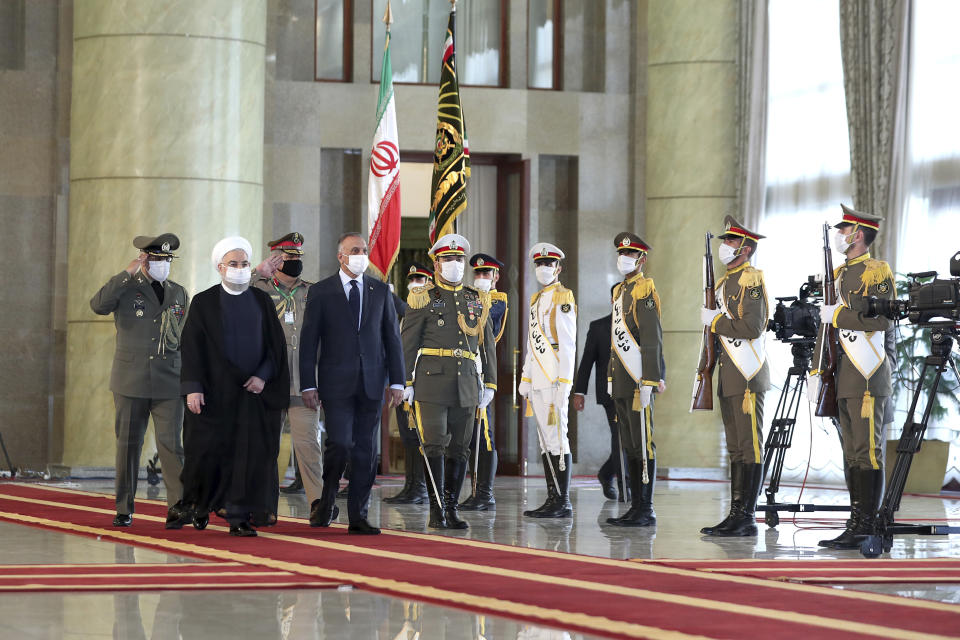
401, 235, 497, 530
699, 216, 770, 537
90, 234, 189, 528
460, 253, 509, 511
606, 232, 665, 527
252, 232, 326, 523
518, 242, 577, 518
810, 205, 894, 549
382, 262, 433, 505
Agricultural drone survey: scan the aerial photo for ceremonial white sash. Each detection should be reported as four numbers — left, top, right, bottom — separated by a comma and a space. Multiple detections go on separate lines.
611, 292, 643, 384
528, 299, 559, 382
716, 281, 766, 381
837, 287, 885, 379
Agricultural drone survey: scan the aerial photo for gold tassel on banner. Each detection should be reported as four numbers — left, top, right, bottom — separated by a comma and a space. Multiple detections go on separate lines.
525, 398, 534, 417
547, 404, 558, 426
742, 389, 754, 415
632, 387, 644, 412
861, 390, 874, 419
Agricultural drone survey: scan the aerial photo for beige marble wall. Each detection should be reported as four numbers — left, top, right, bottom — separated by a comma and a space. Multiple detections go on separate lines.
644, 0, 738, 470
64, 0, 267, 466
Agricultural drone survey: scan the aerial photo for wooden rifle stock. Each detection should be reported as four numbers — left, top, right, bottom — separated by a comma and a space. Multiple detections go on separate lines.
691, 232, 717, 411
816, 222, 840, 417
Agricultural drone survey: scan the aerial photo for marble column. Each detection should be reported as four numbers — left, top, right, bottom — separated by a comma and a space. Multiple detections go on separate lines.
64, 1, 266, 466
644, 0, 738, 470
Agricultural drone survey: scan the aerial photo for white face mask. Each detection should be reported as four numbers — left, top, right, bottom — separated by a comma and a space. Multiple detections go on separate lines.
717, 243, 739, 265
473, 278, 492, 292
535, 266, 557, 286
616, 255, 638, 276
833, 230, 853, 254
346, 254, 369, 275
147, 260, 170, 282
224, 266, 251, 285
440, 260, 465, 283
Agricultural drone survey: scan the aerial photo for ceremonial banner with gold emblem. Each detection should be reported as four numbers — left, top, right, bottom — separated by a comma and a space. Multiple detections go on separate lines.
427, 3, 470, 244
367, 3, 402, 280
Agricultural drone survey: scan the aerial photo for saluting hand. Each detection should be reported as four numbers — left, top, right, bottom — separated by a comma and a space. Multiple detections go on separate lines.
256, 254, 284, 278
126, 252, 147, 276
186, 392, 204, 414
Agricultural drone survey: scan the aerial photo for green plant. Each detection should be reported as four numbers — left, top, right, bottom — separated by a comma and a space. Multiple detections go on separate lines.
890, 275, 960, 422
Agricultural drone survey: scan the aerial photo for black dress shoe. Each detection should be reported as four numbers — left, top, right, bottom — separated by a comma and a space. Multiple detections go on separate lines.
229, 522, 257, 537
165, 503, 192, 530
347, 519, 381, 535
279, 477, 305, 494
113, 514, 132, 527
598, 473, 618, 500
310, 499, 339, 527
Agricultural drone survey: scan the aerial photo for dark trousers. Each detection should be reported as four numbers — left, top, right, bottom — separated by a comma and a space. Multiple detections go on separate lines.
320, 376, 383, 523
396, 404, 420, 448
597, 402, 629, 481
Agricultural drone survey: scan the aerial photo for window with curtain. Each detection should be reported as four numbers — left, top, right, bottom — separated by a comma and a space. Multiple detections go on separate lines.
528, 0, 559, 89
898, 0, 960, 486
371, 0, 503, 86
315, 0, 351, 81
757, 0, 852, 484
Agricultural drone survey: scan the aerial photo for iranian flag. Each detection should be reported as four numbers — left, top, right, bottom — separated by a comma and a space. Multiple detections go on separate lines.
367, 20, 401, 281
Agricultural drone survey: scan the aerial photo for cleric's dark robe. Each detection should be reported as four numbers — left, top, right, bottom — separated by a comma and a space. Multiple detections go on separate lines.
179, 284, 289, 524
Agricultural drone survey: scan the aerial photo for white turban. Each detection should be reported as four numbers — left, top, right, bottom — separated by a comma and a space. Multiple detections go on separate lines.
211, 236, 253, 269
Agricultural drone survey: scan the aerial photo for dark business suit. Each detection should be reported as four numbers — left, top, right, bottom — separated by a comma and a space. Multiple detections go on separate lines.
299, 272, 405, 523
573, 315, 625, 488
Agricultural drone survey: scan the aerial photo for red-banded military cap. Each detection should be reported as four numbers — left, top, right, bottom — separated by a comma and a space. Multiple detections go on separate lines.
268, 232, 305, 255
405, 261, 433, 280
470, 253, 504, 272
134, 233, 180, 258
429, 233, 470, 258
613, 231, 652, 254
718, 215, 766, 241
835, 204, 883, 230
528, 242, 565, 262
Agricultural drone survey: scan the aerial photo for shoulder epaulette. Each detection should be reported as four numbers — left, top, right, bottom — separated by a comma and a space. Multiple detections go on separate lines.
491, 290, 508, 303
861, 259, 894, 289
551, 285, 576, 307
406, 282, 434, 310
630, 276, 661, 317
738, 266, 764, 289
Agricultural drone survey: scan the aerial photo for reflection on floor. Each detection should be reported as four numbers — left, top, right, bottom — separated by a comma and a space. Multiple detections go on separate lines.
0, 475, 958, 638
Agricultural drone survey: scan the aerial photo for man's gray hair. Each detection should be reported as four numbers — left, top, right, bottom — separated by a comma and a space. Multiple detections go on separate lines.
338, 231, 365, 252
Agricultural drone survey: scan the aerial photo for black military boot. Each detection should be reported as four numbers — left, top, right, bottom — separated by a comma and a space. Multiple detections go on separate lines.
425, 456, 448, 529
384, 446, 427, 504
701, 462, 745, 535
611, 457, 656, 527
529, 454, 572, 518
824, 468, 883, 549
443, 458, 470, 529
524, 454, 559, 517
460, 448, 497, 511
819, 469, 863, 548
714, 463, 762, 536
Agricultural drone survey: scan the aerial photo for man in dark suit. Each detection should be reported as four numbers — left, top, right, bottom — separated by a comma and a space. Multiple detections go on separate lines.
572, 285, 627, 501
299, 232, 405, 535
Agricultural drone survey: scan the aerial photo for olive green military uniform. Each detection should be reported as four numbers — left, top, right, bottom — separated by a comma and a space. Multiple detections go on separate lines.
402, 279, 497, 460
90, 245, 188, 517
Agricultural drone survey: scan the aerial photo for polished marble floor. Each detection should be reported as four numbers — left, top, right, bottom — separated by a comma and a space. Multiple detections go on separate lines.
1, 475, 958, 639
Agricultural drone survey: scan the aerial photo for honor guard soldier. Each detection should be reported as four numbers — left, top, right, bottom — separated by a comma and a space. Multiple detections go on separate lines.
401, 235, 497, 529
606, 233, 665, 527
460, 253, 509, 511
518, 242, 577, 518
252, 233, 326, 523
90, 234, 189, 528
382, 262, 433, 505
810, 205, 894, 549
699, 216, 770, 537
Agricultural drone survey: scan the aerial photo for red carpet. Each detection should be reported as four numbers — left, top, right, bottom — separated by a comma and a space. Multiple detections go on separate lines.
1, 482, 959, 639
0, 561, 338, 592
642, 558, 960, 584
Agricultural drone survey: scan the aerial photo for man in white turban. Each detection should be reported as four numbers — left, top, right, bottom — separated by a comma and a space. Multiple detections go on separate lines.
179, 236, 290, 537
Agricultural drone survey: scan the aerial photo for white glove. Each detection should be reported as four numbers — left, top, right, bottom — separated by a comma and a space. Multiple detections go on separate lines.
805, 373, 821, 404
402, 386, 415, 406
518, 380, 531, 398
478, 387, 495, 410
701, 306, 722, 327
820, 303, 840, 325
607, 380, 613, 396
638, 385, 652, 408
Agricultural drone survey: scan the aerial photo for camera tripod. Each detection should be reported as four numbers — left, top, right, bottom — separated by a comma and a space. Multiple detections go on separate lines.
860, 327, 960, 557
757, 340, 849, 527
